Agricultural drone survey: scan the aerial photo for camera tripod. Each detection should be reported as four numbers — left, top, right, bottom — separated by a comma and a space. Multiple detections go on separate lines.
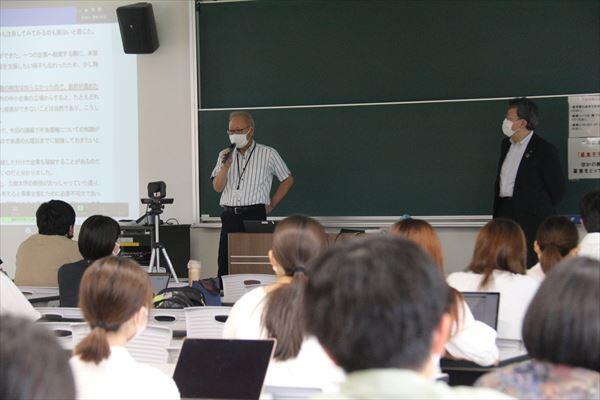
142, 206, 179, 283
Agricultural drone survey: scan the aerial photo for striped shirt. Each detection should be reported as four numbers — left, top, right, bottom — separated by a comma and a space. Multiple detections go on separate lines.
211, 141, 291, 207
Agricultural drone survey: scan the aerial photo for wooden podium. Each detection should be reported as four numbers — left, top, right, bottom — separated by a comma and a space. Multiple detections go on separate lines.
228, 233, 274, 274
228, 232, 359, 274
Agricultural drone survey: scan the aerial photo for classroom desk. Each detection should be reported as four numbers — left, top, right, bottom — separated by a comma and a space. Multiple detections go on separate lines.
441, 348, 529, 386
20, 286, 60, 305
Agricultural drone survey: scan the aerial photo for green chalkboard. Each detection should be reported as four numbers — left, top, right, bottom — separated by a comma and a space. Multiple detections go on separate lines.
196, 1, 600, 217
197, 0, 599, 108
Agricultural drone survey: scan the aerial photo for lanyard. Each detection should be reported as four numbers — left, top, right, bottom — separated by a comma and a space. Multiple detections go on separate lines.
236, 144, 256, 190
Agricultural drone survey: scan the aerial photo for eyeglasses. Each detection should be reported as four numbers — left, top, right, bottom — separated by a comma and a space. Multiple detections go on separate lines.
227, 127, 251, 135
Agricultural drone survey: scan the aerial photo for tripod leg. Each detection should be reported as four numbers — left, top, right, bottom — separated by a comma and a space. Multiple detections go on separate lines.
148, 247, 156, 273
160, 247, 180, 283
156, 247, 161, 271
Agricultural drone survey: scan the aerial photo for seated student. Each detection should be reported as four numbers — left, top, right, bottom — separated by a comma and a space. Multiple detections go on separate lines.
0, 315, 75, 400
390, 219, 499, 366
447, 219, 540, 342
58, 215, 121, 307
579, 189, 600, 260
527, 215, 578, 282
0, 270, 40, 321
70, 256, 180, 400
303, 236, 510, 399
223, 216, 344, 390
476, 257, 600, 399
15, 200, 81, 286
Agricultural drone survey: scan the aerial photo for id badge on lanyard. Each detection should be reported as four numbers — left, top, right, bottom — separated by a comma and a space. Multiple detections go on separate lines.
234, 145, 256, 204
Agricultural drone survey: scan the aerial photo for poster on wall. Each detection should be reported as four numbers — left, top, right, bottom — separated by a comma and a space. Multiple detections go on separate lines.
568, 95, 600, 138
568, 137, 600, 180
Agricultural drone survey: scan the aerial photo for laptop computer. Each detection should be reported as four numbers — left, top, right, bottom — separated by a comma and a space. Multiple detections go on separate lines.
173, 338, 275, 400
462, 292, 500, 330
148, 273, 170, 294
243, 220, 277, 233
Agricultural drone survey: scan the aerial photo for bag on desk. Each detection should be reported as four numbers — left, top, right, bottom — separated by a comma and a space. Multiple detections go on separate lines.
192, 278, 222, 306
153, 286, 206, 309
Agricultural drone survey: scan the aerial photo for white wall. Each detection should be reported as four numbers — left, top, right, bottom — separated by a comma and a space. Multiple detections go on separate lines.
0, 1, 196, 277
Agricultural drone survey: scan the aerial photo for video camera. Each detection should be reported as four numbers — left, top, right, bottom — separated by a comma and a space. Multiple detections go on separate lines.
141, 181, 174, 214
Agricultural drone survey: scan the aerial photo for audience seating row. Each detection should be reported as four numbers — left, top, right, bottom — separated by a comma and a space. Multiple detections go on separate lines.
35, 306, 232, 364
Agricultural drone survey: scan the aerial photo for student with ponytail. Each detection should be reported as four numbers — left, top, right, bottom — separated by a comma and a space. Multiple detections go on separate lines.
223, 216, 344, 390
528, 216, 578, 282
391, 219, 499, 366
69, 256, 180, 400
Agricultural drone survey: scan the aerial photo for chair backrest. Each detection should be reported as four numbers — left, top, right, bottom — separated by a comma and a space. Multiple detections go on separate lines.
36, 321, 76, 349
71, 323, 172, 364
35, 307, 84, 322
149, 308, 186, 334
244, 283, 272, 291
184, 306, 232, 339
221, 274, 277, 304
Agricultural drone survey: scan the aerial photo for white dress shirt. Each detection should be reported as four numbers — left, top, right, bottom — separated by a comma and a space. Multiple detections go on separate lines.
447, 270, 540, 341
70, 346, 180, 399
445, 299, 499, 366
223, 286, 345, 391
579, 232, 600, 260
211, 141, 291, 207
499, 131, 534, 197
0, 272, 40, 321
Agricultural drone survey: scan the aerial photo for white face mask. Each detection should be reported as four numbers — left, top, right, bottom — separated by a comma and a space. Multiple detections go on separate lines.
229, 133, 249, 148
502, 118, 515, 137
112, 242, 120, 256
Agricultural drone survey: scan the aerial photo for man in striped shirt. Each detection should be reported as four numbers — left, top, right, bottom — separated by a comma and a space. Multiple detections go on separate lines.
211, 111, 294, 278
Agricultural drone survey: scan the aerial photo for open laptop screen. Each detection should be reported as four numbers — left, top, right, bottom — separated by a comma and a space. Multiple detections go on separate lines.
462, 292, 500, 330
148, 273, 170, 294
173, 338, 275, 400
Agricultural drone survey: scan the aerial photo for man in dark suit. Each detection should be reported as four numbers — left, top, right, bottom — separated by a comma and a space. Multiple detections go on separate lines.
493, 97, 566, 267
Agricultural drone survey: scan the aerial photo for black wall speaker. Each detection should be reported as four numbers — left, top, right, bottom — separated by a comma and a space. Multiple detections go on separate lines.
116, 2, 159, 54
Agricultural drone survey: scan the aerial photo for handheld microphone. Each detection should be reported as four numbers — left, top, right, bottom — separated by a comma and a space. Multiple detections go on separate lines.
221, 143, 236, 164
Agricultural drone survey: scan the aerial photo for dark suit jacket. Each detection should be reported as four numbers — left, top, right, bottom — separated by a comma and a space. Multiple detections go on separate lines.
57, 259, 91, 307
493, 133, 566, 238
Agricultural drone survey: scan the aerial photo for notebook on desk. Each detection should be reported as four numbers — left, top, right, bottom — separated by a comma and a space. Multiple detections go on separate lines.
173, 338, 275, 400
462, 292, 500, 330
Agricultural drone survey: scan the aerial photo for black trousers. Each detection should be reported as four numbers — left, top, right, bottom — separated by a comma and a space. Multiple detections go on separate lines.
495, 197, 538, 268
217, 205, 267, 278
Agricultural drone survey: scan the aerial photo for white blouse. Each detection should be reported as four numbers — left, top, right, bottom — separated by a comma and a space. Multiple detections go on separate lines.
70, 346, 180, 399
223, 286, 345, 390
447, 270, 540, 341
527, 263, 546, 283
445, 299, 499, 366
579, 232, 600, 261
